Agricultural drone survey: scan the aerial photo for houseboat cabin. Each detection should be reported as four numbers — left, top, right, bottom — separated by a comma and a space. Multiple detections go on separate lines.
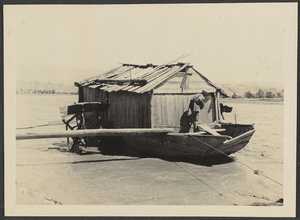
75, 63, 228, 132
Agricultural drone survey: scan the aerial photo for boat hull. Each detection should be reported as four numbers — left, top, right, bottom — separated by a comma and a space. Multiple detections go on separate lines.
201, 129, 255, 157
98, 124, 255, 160
122, 134, 228, 159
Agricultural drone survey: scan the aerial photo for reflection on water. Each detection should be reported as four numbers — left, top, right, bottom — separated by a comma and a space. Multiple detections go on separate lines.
16, 95, 283, 205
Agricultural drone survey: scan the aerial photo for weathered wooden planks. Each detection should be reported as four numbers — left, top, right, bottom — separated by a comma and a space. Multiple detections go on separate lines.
151, 93, 216, 129
106, 91, 151, 128
134, 64, 189, 93
198, 124, 221, 136
16, 128, 174, 140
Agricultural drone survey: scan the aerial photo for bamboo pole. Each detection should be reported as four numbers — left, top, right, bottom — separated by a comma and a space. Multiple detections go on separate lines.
216, 89, 221, 121
16, 128, 174, 140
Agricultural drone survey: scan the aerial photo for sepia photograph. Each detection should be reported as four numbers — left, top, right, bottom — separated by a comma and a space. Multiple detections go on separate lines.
4, 3, 297, 217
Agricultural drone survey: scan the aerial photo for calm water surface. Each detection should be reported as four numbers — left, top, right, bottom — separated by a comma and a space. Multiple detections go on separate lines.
16, 95, 283, 205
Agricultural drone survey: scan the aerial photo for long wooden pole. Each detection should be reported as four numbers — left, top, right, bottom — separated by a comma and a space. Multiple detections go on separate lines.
216, 89, 221, 121
16, 128, 174, 140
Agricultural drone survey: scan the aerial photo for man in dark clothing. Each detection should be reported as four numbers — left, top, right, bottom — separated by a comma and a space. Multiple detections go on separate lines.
188, 90, 210, 132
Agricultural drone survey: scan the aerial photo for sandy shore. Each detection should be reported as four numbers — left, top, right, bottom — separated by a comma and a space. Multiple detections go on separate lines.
15, 125, 283, 206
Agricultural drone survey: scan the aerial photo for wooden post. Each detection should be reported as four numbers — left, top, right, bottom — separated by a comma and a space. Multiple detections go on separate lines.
16, 128, 174, 140
214, 92, 219, 121
216, 89, 221, 121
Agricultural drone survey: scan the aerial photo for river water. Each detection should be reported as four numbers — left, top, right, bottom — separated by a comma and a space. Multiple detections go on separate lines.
15, 94, 283, 206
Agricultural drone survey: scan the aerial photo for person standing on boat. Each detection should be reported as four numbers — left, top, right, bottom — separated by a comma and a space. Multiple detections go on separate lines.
188, 90, 210, 132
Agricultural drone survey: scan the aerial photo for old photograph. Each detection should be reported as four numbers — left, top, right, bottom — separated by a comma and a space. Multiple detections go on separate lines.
4, 3, 297, 217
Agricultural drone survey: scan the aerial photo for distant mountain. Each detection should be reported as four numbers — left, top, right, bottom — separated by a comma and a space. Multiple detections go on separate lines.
16, 64, 284, 98
16, 64, 106, 94
16, 64, 104, 86
17, 81, 78, 94
17, 80, 284, 97
215, 82, 284, 97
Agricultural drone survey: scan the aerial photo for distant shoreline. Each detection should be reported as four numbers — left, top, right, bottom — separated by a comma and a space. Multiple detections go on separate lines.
221, 97, 284, 103
16, 92, 77, 95
16, 93, 284, 103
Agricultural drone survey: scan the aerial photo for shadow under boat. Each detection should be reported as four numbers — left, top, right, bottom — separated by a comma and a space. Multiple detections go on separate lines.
50, 122, 255, 166
100, 149, 236, 166
90, 126, 254, 166
51, 137, 236, 166
94, 123, 254, 165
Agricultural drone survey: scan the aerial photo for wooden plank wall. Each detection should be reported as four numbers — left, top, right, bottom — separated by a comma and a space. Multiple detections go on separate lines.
82, 86, 109, 124
82, 87, 151, 128
82, 87, 108, 102
78, 87, 83, 102
107, 91, 151, 128
151, 94, 216, 130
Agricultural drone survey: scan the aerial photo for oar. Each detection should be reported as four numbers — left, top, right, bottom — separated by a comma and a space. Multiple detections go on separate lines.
198, 124, 221, 136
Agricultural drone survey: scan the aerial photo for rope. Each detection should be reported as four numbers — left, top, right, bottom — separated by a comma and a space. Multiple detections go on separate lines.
190, 135, 283, 187
173, 162, 231, 202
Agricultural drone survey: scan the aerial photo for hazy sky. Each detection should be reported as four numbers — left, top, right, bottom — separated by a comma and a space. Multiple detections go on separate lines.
4, 3, 297, 84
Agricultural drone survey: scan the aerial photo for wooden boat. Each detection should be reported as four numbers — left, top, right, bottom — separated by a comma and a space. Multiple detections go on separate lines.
97, 123, 255, 160
69, 61, 255, 159
17, 60, 255, 160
